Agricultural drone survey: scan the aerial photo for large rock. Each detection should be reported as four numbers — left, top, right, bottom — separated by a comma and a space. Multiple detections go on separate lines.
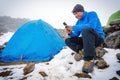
56, 29, 68, 40
95, 60, 109, 69
95, 47, 108, 58
103, 20, 120, 49
23, 63, 35, 75
105, 30, 120, 48
74, 72, 91, 79
116, 53, 120, 60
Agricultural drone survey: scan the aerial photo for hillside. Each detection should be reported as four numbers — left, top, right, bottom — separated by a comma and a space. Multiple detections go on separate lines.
0, 16, 30, 33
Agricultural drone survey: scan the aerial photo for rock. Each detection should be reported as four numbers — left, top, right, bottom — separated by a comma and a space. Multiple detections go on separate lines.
116, 53, 120, 60
71, 52, 75, 55
0, 71, 12, 77
39, 71, 48, 77
103, 20, 120, 49
116, 70, 120, 76
117, 61, 120, 63
110, 20, 120, 28
3, 42, 8, 46
0, 46, 4, 50
96, 47, 108, 58
105, 30, 120, 49
103, 27, 114, 36
45, 62, 49, 65
104, 20, 120, 37
56, 29, 68, 40
110, 77, 119, 80
74, 72, 91, 79
0, 42, 7, 50
23, 63, 35, 75
69, 62, 73, 64
95, 60, 109, 69
74, 50, 83, 61
20, 76, 27, 80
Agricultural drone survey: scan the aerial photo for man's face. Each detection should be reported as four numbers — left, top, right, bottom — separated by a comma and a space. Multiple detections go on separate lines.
73, 12, 84, 20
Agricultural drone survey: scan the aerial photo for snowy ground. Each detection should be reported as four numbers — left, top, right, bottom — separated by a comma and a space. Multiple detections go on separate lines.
0, 32, 14, 46
0, 32, 120, 80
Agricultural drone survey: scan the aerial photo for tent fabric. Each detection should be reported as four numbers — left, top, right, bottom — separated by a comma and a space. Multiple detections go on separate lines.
0, 50, 2, 59
1, 19, 66, 62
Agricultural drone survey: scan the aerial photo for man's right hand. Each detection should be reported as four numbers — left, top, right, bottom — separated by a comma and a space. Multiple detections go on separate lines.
65, 25, 72, 34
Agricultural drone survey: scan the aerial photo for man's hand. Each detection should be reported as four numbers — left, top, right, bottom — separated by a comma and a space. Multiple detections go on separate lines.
65, 25, 72, 34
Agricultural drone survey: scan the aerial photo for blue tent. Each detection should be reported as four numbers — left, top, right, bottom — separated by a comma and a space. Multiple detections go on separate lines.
1, 19, 66, 62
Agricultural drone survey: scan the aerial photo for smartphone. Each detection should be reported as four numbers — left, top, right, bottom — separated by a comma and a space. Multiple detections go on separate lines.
63, 22, 70, 32
63, 22, 67, 27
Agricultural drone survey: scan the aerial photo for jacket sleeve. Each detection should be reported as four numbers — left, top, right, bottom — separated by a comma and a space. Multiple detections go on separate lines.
68, 30, 80, 37
72, 12, 101, 35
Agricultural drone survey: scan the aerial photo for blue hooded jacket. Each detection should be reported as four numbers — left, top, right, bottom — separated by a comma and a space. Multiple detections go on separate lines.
69, 11, 105, 39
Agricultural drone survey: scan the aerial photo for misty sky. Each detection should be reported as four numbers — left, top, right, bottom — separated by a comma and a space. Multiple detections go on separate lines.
0, 0, 120, 29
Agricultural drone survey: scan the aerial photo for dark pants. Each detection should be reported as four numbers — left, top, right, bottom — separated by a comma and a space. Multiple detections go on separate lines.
65, 28, 104, 61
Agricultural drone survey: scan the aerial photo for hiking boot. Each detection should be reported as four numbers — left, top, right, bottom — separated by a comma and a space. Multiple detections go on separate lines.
74, 50, 83, 61
82, 60, 94, 73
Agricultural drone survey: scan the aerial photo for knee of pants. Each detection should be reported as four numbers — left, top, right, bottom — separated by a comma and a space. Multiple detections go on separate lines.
65, 38, 70, 45
82, 27, 93, 36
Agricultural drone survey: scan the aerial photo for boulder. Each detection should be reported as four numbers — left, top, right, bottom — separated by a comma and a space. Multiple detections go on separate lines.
95, 47, 108, 58
23, 62, 35, 75
104, 30, 120, 49
116, 53, 120, 60
39, 71, 48, 77
103, 20, 120, 49
74, 72, 91, 79
95, 60, 109, 69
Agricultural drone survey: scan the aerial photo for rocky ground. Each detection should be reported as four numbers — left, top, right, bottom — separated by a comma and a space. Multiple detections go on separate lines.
0, 47, 120, 80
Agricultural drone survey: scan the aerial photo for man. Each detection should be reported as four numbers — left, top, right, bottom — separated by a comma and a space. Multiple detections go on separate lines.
65, 4, 105, 73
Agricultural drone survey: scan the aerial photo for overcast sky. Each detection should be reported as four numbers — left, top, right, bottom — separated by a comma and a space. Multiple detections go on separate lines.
0, 0, 120, 29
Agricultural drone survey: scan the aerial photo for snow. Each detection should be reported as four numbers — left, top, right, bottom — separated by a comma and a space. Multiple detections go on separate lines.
0, 32, 14, 46
0, 32, 120, 80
